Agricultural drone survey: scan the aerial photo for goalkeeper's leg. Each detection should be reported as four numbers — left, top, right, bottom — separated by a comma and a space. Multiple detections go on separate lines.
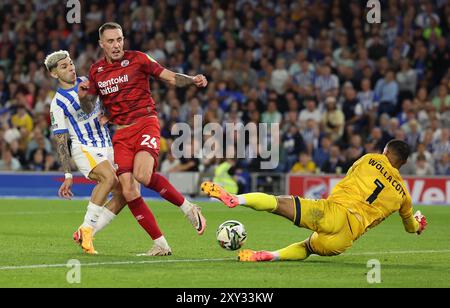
239, 239, 312, 262
201, 181, 297, 221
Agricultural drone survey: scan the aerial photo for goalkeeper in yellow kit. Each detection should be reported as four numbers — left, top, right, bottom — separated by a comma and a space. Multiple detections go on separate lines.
201, 140, 428, 262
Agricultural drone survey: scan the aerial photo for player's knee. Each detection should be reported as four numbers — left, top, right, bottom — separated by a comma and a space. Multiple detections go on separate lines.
133, 169, 151, 185
120, 183, 139, 201
105, 174, 119, 189
311, 239, 352, 257
121, 188, 139, 202
97, 171, 119, 188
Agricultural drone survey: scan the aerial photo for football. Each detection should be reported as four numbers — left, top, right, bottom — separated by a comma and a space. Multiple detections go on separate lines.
216, 220, 247, 250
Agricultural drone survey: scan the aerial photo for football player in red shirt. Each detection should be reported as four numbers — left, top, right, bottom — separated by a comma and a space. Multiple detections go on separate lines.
78, 22, 207, 256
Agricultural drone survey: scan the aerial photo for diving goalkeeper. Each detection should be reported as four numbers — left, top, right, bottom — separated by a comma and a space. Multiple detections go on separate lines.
201, 139, 427, 262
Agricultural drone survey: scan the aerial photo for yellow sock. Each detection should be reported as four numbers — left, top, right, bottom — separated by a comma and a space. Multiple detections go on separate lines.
275, 240, 311, 261
240, 193, 277, 212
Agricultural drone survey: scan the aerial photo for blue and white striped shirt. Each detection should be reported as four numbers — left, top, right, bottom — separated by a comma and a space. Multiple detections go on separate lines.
50, 77, 112, 148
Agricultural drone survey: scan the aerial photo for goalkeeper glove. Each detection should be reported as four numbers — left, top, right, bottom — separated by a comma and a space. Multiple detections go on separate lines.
414, 210, 427, 235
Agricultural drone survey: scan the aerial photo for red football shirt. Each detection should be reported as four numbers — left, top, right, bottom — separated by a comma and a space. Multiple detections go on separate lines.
88, 50, 164, 125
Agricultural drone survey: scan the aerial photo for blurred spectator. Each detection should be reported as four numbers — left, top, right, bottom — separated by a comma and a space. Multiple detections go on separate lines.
270, 58, 289, 95
44, 152, 59, 171
366, 34, 387, 61
430, 37, 449, 84
315, 64, 339, 102
374, 70, 399, 116
385, 117, 400, 139
179, 97, 203, 123
431, 84, 450, 116
290, 57, 315, 97
300, 119, 320, 154
261, 100, 282, 126
290, 153, 316, 175
3, 122, 21, 145
397, 99, 414, 126
0, 146, 21, 171
432, 128, 450, 160
342, 87, 364, 132
415, 3, 440, 28
170, 142, 200, 172
321, 96, 345, 143
11, 104, 33, 134
204, 98, 224, 124
396, 58, 417, 100
8, 139, 26, 167
26, 127, 52, 163
160, 151, 181, 175
298, 98, 321, 128
357, 78, 377, 131
28, 148, 46, 171
411, 143, 435, 167
404, 119, 421, 151
313, 135, 332, 170
435, 153, 450, 175
344, 146, 363, 172
213, 159, 238, 194
282, 124, 306, 172
345, 135, 365, 160
321, 145, 346, 175
414, 154, 435, 176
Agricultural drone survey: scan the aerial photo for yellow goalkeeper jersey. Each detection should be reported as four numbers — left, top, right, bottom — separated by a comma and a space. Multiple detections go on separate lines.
328, 153, 418, 235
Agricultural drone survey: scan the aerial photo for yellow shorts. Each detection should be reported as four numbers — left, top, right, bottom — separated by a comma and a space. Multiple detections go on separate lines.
293, 197, 363, 256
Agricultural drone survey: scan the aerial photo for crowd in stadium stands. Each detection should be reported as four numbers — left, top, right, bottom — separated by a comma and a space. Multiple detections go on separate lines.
0, 0, 449, 182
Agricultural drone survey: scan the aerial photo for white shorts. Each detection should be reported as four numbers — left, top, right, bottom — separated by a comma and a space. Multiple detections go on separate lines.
71, 144, 115, 178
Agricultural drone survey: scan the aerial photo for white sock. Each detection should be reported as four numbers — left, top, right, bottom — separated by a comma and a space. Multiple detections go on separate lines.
179, 198, 193, 215
272, 251, 280, 261
81, 202, 103, 229
154, 235, 170, 249
93, 207, 116, 236
237, 195, 246, 205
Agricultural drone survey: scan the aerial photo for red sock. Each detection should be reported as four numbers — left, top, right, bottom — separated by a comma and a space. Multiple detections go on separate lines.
128, 197, 162, 240
146, 173, 185, 206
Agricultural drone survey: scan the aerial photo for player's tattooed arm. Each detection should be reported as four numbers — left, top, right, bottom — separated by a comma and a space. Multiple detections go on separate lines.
158, 69, 208, 88
174, 73, 195, 87
54, 133, 72, 173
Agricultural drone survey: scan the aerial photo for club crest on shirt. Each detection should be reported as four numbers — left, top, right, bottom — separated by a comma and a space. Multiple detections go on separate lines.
121, 60, 129, 67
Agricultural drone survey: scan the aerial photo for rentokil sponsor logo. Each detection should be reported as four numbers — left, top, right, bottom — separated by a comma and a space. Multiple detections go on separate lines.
98, 75, 129, 95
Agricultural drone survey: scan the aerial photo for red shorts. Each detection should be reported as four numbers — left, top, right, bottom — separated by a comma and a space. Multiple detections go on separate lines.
113, 116, 160, 175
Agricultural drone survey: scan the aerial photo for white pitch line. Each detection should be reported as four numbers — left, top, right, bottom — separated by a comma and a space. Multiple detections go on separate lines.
0, 210, 85, 216
1, 250, 450, 271
0, 258, 234, 271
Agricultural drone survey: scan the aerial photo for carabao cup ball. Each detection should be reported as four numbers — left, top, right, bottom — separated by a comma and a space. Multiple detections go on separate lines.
216, 220, 247, 250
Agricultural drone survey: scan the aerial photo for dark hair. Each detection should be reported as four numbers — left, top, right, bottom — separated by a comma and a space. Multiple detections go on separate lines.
417, 154, 426, 161
386, 139, 410, 163
99, 22, 122, 38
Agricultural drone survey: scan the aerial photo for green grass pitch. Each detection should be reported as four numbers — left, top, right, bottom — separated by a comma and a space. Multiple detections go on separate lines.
0, 199, 449, 288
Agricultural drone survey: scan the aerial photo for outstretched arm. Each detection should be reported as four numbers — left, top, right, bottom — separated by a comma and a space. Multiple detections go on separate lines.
158, 69, 208, 88
54, 133, 74, 199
